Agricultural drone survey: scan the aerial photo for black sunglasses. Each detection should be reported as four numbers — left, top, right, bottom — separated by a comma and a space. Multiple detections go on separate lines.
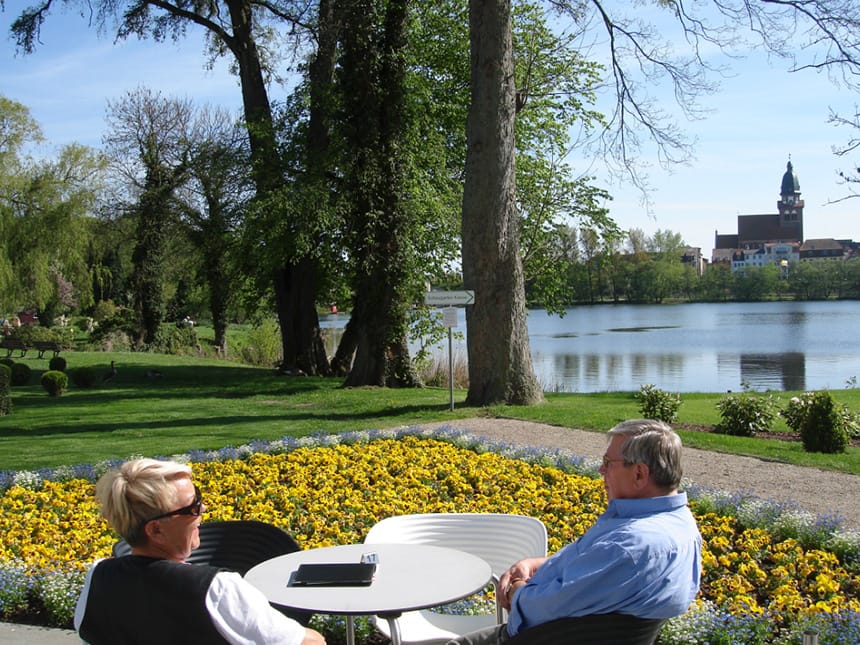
144, 484, 204, 523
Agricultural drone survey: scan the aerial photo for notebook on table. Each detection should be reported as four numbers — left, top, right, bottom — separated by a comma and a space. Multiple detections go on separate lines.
288, 562, 376, 587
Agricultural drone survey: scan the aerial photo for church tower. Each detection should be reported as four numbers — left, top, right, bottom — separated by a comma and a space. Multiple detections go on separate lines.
777, 159, 803, 242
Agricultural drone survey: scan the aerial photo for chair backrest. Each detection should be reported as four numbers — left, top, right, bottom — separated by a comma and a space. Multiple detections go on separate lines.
111, 519, 301, 576
504, 613, 666, 645
364, 513, 547, 579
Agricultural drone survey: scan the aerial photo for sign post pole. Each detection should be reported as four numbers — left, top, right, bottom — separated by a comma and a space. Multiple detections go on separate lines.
425, 291, 475, 412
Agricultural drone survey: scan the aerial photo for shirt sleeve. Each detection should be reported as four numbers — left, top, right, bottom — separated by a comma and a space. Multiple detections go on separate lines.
507, 541, 639, 635
206, 571, 307, 645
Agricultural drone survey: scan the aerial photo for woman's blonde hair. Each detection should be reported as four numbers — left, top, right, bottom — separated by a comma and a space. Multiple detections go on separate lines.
95, 458, 192, 546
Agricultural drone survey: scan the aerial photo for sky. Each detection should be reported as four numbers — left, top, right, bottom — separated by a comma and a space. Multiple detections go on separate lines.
2, 5, 859, 256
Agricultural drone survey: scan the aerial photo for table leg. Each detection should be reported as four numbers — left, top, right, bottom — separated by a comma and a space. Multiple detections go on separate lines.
346, 616, 355, 645
384, 616, 402, 645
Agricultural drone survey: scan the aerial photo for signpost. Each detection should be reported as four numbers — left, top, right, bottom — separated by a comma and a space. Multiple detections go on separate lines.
424, 290, 475, 410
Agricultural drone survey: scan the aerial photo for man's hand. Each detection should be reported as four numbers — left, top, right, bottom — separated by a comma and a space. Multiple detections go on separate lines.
498, 556, 547, 611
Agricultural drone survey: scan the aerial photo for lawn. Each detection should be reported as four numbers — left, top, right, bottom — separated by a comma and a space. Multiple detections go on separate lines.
1, 350, 859, 474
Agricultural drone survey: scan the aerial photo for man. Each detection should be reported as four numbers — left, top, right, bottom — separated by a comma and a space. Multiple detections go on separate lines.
74, 458, 326, 645
449, 419, 702, 644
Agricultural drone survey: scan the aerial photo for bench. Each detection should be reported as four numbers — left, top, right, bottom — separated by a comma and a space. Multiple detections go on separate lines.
0, 338, 28, 357
33, 341, 62, 358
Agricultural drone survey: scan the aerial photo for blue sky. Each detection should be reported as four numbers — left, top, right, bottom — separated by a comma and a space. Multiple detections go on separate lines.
2, 6, 858, 255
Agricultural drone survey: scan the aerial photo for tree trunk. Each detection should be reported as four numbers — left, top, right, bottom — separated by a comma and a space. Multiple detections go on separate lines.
462, 0, 542, 406
339, 0, 419, 388
220, 0, 329, 376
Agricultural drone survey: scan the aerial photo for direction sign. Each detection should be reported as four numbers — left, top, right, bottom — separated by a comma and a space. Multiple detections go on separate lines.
424, 290, 475, 306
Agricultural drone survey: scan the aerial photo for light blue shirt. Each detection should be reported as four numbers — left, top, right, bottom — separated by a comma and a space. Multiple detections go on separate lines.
507, 492, 702, 635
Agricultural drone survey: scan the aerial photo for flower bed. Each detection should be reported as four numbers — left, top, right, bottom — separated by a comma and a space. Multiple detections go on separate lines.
1, 427, 859, 643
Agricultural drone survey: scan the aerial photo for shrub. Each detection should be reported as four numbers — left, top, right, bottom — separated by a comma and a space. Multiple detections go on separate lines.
800, 391, 849, 454
91, 299, 116, 323
70, 366, 98, 388
0, 357, 13, 368
0, 364, 11, 416
635, 384, 681, 423
715, 393, 777, 436
241, 319, 282, 367
48, 356, 67, 372
40, 370, 68, 397
89, 308, 136, 347
780, 392, 814, 432
149, 323, 199, 355
10, 362, 31, 386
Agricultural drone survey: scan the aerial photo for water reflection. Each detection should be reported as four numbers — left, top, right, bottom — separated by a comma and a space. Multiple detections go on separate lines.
321, 300, 860, 392
738, 353, 806, 392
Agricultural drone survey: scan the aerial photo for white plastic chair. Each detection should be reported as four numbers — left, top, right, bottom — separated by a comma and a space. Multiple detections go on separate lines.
363, 513, 548, 644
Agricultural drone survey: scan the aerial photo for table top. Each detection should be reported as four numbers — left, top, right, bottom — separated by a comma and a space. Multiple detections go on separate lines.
245, 543, 492, 617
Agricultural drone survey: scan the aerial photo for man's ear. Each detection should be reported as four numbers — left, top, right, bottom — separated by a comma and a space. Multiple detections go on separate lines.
633, 463, 651, 488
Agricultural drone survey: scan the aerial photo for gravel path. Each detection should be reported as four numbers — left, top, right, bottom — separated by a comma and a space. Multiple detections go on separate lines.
416, 418, 860, 529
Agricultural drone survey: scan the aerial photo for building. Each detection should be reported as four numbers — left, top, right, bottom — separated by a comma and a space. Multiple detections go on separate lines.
714, 160, 804, 261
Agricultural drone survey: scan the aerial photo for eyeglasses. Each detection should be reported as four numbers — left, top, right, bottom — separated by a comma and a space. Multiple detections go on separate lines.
144, 484, 204, 524
601, 455, 627, 469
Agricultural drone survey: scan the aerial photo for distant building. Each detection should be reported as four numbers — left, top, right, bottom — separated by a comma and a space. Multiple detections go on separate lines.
680, 246, 706, 276
800, 238, 845, 260
714, 160, 804, 263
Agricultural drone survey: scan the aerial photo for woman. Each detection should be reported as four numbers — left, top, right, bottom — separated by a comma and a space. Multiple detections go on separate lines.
74, 458, 326, 645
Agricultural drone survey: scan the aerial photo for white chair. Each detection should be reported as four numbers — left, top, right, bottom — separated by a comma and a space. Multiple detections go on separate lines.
363, 513, 548, 644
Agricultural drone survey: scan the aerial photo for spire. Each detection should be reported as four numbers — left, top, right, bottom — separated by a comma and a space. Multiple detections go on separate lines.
781, 158, 800, 196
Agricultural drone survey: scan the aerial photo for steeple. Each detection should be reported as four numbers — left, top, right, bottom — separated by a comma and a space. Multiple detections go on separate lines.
776, 157, 803, 241
781, 159, 800, 198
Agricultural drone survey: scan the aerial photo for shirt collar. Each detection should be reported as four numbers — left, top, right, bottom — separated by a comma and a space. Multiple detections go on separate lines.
606, 491, 689, 518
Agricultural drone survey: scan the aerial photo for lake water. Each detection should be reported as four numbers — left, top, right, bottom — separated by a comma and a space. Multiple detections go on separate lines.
321, 300, 860, 393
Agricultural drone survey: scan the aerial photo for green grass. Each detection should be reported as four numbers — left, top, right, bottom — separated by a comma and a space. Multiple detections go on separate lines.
1, 351, 859, 474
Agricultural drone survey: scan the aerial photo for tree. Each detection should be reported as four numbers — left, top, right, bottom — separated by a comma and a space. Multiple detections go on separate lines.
336, 0, 421, 387
181, 106, 252, 354
0, 96, 105, 316
10, 0, 332, 374
103, 88, 193, 345
463, 0, 542, 405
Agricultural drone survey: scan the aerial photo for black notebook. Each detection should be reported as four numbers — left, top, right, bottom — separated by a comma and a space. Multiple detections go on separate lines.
289, 562, 376, 587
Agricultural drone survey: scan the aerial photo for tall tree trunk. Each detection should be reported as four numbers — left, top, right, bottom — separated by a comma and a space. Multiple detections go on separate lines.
340, 0, 419, 388
462, 0, 542, 405
224, 0, 328, 375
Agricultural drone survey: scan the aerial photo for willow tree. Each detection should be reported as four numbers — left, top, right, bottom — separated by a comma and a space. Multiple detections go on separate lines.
0, 97, 105, 317
9, 0, 331, 373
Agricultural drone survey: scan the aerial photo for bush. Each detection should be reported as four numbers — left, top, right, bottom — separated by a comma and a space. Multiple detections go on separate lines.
635, 384, 681, 423
40, 370, 68, 397
800, 391, 849, 454
241, 319, 282, 367
48, 356, 67, 372
91, 299, 117, 323
10, 362, 31, 386
780, 392, 814, 432
149, 323, 199, 355
0, 364, 11, 416
715, 393, 777, 437
0, 357, 13, 368
70, 366, 98, 388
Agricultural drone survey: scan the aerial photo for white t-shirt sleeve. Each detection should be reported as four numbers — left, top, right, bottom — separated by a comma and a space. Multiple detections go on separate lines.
206, 571, 307, 645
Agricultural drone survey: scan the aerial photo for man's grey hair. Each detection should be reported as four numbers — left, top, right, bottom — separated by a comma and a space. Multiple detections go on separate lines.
608, 419, 683, 489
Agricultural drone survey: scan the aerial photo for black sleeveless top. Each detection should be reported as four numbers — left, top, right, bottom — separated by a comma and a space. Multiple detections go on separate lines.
78, 556, 230, 645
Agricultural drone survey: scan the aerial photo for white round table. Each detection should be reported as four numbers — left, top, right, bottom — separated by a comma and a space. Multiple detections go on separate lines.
245, 543, 493, 645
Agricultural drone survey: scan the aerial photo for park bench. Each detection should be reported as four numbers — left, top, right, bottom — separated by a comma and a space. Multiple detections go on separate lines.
33, 341, 62, 358
1, 338, 29, 357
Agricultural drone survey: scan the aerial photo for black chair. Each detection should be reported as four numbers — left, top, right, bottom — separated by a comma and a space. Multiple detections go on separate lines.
112, 519, 310, 625
504, 613, 665, 645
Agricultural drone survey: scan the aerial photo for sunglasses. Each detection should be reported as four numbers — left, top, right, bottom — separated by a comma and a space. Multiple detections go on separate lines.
144, 484, 204, 524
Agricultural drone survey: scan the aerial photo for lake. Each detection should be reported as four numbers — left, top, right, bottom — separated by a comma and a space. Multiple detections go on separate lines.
321, 300, 860, 393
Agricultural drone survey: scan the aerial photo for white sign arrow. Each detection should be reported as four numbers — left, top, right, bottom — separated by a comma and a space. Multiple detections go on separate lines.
424, 290, 475, 306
